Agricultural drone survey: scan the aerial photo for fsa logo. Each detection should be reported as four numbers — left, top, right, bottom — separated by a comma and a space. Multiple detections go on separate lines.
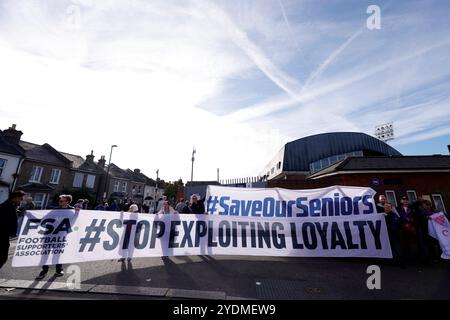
22, 218, 73, 236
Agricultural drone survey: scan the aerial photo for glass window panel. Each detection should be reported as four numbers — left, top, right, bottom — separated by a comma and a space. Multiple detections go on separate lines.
385, 190, 397, 207
73, 173, 84, 188
406, 191, 417, 202
432, 194, 446, 213
86, 175, 95, 189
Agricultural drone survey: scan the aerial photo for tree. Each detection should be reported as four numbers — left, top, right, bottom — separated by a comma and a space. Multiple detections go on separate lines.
163, 178, 184, 203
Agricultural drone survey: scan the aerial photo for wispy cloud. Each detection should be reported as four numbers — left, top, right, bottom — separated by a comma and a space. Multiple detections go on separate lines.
1, 0, 449, 180
227, 38, 450, 123
395, 125, 450, 147
302, 28, 364, 90
194, 0, 302, 100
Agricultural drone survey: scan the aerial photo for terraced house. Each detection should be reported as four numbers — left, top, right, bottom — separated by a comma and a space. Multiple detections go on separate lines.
1, 124, 165, 210
59, 150, 106, 205
14, 138, 73, 209
0, 125, 106, 208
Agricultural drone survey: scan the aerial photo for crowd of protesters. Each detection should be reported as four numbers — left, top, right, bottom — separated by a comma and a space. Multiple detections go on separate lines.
377, 194, 447, 268
90, 194, 207, 215
1, 189, 447, 275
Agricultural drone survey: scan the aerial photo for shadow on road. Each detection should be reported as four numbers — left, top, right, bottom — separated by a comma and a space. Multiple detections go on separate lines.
116, 260, 141, 286
21, 274, 59, 297
11, 256, 448, 300
161, 256, 198, 289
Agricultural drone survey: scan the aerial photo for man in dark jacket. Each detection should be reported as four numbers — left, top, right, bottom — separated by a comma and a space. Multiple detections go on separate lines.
190, 194, 205, 214
376, 194, 388, 213
0, 190, 26, 269
382, 202, 405, 268
417, 200, 441, 262
36, 194, 74, 280
181, 200, 191, 214
397, 196, 428, 262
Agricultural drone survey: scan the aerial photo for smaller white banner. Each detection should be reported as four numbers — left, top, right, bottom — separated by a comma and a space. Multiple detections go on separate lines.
428, 212, 450, 260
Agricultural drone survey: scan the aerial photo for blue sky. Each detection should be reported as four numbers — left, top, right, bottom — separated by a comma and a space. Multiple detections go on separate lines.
0, 0, 449, 182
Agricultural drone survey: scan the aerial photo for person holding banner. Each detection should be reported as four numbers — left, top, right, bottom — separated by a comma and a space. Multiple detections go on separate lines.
383, 203, 405, 268
35, 194, 74, 280
175, 198, 186, 213
157, 200, 177, 214
377, 194, 398, 215
189, 194, 205, 214
397, 196, 422, 262
117, 205, 140, 262
181, 200, 191, 214
0, 190, 25, 269
128, 204, 139, 213
418, 200, 442, 262
74, 199, 84, 211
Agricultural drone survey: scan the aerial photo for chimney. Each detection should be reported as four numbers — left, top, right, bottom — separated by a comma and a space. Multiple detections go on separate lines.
86, 150, 95, 163
98, 155, 106, 168
134, 168, 141, 174
2, 124, 23, 144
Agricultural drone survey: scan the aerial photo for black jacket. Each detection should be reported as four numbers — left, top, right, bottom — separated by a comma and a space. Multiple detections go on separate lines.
0, 200, 18, 237
181, 205, 191, 214
190, 200, 205, 214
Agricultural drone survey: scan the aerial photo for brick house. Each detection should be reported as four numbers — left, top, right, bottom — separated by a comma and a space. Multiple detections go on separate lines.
0, 125, 25, 202
14, 140, 73, 209
126, 169, 147, 207
104, 164, 164, 211
59, 151, 106, 207
105, 163, 131, 205
2, 124, 165, 210
2, 124, 108, 208
129, 169, 165, 213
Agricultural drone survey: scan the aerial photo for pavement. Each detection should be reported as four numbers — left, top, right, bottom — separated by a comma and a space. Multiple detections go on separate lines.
1, 239, 449, 300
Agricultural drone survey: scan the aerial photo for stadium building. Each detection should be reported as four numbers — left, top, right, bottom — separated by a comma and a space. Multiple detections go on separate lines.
260, 132, 450, 214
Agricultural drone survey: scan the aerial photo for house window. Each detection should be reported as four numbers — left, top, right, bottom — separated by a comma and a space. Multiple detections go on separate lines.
271, 167, 275, 174
49, 169, 61, 184
406, 190, 417, 202
113, 181, 120, 192
29, 166, 43, 182
385, 190, 397, 207
73, 172, 84, 188
33, 193, 46, 209
86, 175, 95, 189
0, 158, 7, 177
122, 182, 127, 193
432, 194, 447, 213
277, 161, 281, 170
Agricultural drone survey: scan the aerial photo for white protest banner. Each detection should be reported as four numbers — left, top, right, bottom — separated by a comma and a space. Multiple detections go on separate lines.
12, 186, 392, 267
428, 212, 450, 259
205, 185, 379, 218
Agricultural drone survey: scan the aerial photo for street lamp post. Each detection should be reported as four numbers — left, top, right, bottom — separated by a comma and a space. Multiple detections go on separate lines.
191, 147, 196, 182
103, 145, 118, 200
153, 169, 159, 213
